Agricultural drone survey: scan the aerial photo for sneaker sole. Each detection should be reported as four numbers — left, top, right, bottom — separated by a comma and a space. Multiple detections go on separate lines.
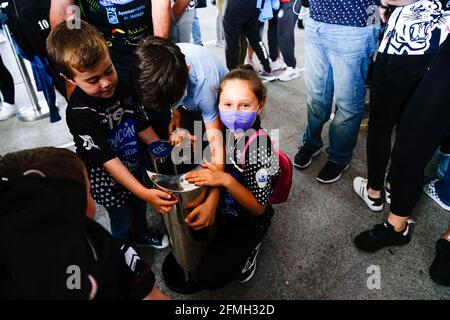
239, 260, 257, 283
316, 164, 350, 184
293, 149, 321, 169
353, 179, 384, 212
278, 73, 301, 82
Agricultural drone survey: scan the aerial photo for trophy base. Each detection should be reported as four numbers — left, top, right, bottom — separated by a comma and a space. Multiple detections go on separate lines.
162, 252, 201, 294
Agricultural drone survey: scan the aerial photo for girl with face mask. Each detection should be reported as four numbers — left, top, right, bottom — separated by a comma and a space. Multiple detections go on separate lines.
186, 65, 280, 290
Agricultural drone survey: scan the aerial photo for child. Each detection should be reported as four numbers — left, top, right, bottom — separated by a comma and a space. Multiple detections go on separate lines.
185, 65, 280, 290
0, 147, 170, 299
46, 21, 177, 248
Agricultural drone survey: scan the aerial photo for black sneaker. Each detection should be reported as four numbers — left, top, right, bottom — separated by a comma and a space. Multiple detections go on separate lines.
429, 238, 450, 286
238, 243, 261, 283
316, 161, 350, 184
136, 228, 170, 249
293, 146, 320, 169
353, 221, 411, 253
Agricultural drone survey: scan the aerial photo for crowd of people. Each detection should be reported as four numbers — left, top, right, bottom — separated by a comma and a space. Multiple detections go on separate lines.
0, 0, 449, 299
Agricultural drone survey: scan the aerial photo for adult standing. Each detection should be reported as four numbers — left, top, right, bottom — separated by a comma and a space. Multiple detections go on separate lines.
293, 0, 381, 184
50, 0, 171, 80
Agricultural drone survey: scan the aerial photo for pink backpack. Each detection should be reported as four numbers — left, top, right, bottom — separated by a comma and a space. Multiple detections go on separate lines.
240, 130, 293, 204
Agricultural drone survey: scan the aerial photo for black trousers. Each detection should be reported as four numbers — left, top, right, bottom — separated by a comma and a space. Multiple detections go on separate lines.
278, 1, 297, 68
390, 37, 450, 217
367, 53, 433, 191
258, 11, 278, 62
194, 213, 269, 290
0, 54, 14, 104
223, 0, 271, 71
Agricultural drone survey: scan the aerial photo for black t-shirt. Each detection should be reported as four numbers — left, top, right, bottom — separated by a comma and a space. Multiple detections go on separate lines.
66, 79, 150, 208
85, 218, 155, 300
220, 118, 280, 229
78, 0, 152, 56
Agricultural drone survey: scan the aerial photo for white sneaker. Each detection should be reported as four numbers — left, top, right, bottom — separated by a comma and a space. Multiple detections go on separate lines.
353, 177, 384, 212
278, 67, 302, 82
270, 57, 287, 72
0, 103, 17, 121
424, 180, 450, 211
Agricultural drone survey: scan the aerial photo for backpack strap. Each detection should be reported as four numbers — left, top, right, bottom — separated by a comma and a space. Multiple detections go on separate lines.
240, 129, 269, 169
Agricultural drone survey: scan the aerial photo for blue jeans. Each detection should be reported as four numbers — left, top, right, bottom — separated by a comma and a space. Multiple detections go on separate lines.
436, 158, 450, 206
192, 11, 203, 46
301, 18, 380, 165
105, 195, 148, 243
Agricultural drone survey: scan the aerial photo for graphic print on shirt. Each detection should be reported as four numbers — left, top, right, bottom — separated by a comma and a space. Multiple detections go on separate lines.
107, 118, 139, 160
81, 0, 149, 48
80, 135, 101, 151
380, 0, 450, 54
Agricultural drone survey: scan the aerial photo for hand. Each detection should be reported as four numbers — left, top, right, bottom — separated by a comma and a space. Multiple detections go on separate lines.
184, 199, 217, 230
142, 188, 178, 214
185, 162, 229, 187
169, 127, 197, 147
379, 7, 389, 23
168, 108, 182, 137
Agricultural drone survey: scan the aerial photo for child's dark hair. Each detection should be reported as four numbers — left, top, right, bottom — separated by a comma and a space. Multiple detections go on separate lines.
134, 36, 188, 111
0, 147, 86, 187
218, 64, 267, 103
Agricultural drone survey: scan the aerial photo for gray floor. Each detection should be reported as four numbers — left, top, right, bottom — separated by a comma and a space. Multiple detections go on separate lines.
0, 5, 449, 300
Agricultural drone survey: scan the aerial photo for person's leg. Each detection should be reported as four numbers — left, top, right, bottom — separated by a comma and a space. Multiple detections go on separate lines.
436, 135, 450, 179
300, 18, 334, 152
366, 54, 433, 195
216, 0, 225, 46
354, 39, 450, 252
326, 24, 380, 166
105, 202, 134, 241
223, 0, 247, 70
434, 164, 450, 207
192, 10, 203, 46
0, 54, 15, 105
267, 10, 279, 62
243, 9, 271, 72
278, 1, 297, 68
170, 9, 195, 43
195, 216, 268, 290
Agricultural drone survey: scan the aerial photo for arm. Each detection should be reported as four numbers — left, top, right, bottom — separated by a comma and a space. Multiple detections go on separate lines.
185, 163, 266, 215
103, 157, 177, 213
152, 0, 171, 38
182, 119, 224, 230
50, 0, 75, 29
172, 0, 191, 22
138, 127, 160, 145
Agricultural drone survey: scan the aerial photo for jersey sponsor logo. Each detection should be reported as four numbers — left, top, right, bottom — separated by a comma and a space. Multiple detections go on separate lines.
106, 7, 119, 24
99, 0, 134, 6
107, 118, 139, 159
80, 135, 100, 151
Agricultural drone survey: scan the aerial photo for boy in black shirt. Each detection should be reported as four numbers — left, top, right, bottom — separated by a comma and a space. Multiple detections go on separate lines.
47, 21, 177, 248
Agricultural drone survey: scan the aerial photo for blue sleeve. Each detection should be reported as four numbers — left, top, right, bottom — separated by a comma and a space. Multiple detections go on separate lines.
197, 79, 220, 124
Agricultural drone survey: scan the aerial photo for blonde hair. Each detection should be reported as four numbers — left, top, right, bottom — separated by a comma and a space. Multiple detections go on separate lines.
46, 20, 109, 79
